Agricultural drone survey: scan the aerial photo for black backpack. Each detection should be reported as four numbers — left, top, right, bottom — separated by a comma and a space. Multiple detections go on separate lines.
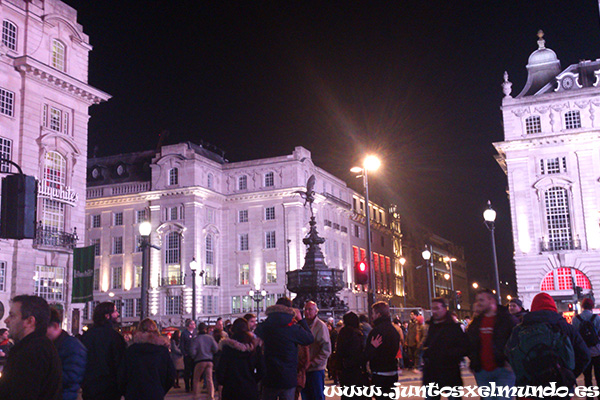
576, 314, 599, 347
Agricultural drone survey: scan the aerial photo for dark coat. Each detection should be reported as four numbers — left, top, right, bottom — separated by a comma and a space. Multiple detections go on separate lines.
422, 314, 469, 387
467, 305, 517, 372
255, 304, 314, 389
81, 323, 127, 400
54, 330, 87, 400
216, 337, 264, 400
364, 315, 400, 373
0, 329, 62, 400
118, 332, 176, 400
506, 309, 591, 386
336, 326, 369, 395
180, 328, 194, 357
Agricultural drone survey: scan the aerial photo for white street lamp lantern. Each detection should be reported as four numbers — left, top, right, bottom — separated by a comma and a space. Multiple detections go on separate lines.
422, 250, 431, 260
364, 155, 381, 172
483, 207, 497, 223
190, 258, 198, 272
139, 221, 152, 236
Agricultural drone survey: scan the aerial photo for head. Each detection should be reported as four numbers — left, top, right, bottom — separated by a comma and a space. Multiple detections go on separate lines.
431, 297, 448, 321
5, 295, 50, 342
582, 298, 594, 311
197, 322, 208, 334
475, 289, 498, 316
410, 311, 418, 321
93, 302, 118, 326
46, 307, 63, 341
508, 298, 524, 315
215, 317, 223, 330
343, 312, 360, 329
304, 301, 319, 321
231, 317, 252, 344
276, 297, 293, 307
0, 328, 7, 341
171, 330, 180, 342
530, 292, 557, 312
243, 313, 257, 331
185, 318, 196, 331
138, 318, 159, 334
372, 301, 390, 321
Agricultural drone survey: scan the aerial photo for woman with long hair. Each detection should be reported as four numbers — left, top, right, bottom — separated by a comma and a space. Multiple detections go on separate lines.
119, 318, 176, 400
170, 330, 184, 388
216, 317, 264, 400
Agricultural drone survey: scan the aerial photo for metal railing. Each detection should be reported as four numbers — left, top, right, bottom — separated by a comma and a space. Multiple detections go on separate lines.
540, 237, 582, 252
203, 276, 220, 286
160, 273, 185, 287
33, 225, 77, 250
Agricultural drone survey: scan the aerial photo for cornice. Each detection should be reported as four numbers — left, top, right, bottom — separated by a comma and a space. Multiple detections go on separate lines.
13, 56, 111, 104
494, 131, 600, 151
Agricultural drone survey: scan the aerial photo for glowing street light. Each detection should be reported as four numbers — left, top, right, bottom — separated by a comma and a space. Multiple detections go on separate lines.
422, 246, 434, 309
472, 282, 479, 289
483, 200, 501, 303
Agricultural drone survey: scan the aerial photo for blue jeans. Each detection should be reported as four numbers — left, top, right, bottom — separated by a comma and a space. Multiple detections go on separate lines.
263, 387, 296, 400
474, 367, 516, 400
302, 370, 325, 400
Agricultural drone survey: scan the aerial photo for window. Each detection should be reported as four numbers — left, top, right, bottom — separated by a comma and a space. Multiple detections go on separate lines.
43, 151, 66, 190
165, 295, 182, 315
207, 173, 213, 189
353, 225, 360, 238
134, 235, 142, 252
112, 266, 122, 289
34, 266, 65, 301
545, 187, 572, 250
124, 299, 134, 318
0, 88, 14, 117
92, 214, 101, 228
540, 157, 567, 175
525, 115, 542, 134
266, 262, 277, 283
91, 238, 100, 256
134, 266, 142, 287
239, 264, 249, 285
206, 234, 214, 265
169, 168, 178, 185
114, 212, 123, 226
135, 298, 141, 317
238, 175, 247, 190
0, 137, 12, 173
93, 268, 100, 291
265, 231, 276, 249
169, 207, 178, 221
2, 20, 17, 51
239, 234, 249, 251
238, 210, 248, 223
265, 206, 275, 220
42, 104, 69, 134
165, 232, 181, 264
565, 110, 581, 130
136, 209, 147, 223
112, 237, 123, 254
264, 172, 274, 187
51, 39, 65, 71
0, 261, 5, 291
41, 199, 65, 231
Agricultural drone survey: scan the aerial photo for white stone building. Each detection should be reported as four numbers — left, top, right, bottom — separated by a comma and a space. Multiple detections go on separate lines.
85, 143, 403, 327
495, 32, 600, 310
0, 0, 109, 329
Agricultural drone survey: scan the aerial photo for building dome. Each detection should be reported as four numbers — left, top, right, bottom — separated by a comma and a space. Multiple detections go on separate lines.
528, 46, 559, 67
517, 30, 561, 98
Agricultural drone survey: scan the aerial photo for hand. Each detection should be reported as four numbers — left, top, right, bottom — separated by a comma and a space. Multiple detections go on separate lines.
293, 308, 302, 321
371, 335, 383, 348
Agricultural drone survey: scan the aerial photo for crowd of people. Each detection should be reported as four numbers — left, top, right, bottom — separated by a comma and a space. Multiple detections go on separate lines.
0, 289, 598, 400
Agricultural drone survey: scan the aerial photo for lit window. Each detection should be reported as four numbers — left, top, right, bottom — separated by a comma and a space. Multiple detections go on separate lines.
2, 20, 17, 51
239, 264, 249, 285
0, 137, 12, 173
266, 261, 277, 283
0, 88, 14, 117
165, 232, 181, 264
265, 231, 276, 249
206, 234, 214, 265
239, 234, 249, 251
112, 266, 122, 289
545, 187, 572, 251
169, 168, 178, 185
43, 151, 66, 189
265, 172, 274, 187
565, 110, 581, 130
238, 210, 248, 223
112, 237, 123, 254
34, 265, 65, 301
51, 39, 65, 71
238, 175, 247, 190
525, 115, 542, 134
265, 206, 275, 220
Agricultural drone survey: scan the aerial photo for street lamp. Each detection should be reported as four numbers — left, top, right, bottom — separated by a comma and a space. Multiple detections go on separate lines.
422, 247, 434, 309
189, 258, 199, 323
139, 221, 159, 321
472, 282, 479, 289
249, 288, 267, 319
443, 256, 456, 307
483, 200, 501, 303
351, 155, 380, 320
399, 257, 407, 307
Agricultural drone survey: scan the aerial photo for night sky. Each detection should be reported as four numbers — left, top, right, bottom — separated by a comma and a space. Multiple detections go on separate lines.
64, 0, 600, 293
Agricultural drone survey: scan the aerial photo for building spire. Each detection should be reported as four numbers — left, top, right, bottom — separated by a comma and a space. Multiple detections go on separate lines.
537, 30, 545, 49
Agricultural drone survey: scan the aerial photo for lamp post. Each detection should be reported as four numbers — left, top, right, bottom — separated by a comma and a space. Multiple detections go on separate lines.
139, 221, 159, 321
483, 200, 502, 304
351, 155, 381, 320
399, 257, 407, 307
249, 288, 267, 319
444, 256, 456, 307
190, 258, 198, 323
422, 247, 434, 309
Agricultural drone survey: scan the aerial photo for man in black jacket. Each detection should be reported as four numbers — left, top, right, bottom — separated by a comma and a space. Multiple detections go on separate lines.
467, 289, 518, 400
364, 301, 400, 400
422, 297, 469, 400
180, 318, 196, 392
81, 301, 127, 400
0, 295, 62, 400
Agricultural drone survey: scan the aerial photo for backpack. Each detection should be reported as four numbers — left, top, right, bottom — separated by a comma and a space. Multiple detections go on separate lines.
506, 322, 576, 387
576, 314, 599, 347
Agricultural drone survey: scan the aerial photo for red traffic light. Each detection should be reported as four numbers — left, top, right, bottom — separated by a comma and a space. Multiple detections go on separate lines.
358, 261, 367, 272
354, 261, 369, 285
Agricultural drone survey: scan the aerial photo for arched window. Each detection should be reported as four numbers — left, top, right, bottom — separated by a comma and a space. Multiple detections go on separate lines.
540, 267, 591, 291
544, 187, 573, 250
206, 234, 214, 265
168, 168, 178, 186
41, 152, 66, 230
44, 151, 66, 189
205, 234, 216, 283
165, 232, 181, 283
51, 39, 66, 71
525, 115, 541, 134
2, 20, 17, 51
564, 110, 581, 130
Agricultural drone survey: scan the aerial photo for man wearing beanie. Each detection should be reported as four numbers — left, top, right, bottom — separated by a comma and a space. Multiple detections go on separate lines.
572, 297, 600, 390
508, 298, 528, 323
506, 292, 590, 391
467, 288, 518, 400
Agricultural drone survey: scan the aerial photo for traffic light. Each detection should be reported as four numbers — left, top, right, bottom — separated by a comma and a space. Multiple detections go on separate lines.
456, 291, 462, 306
568, 303, 574, 312
0, 174, 37, 239
354, 260, 369, 285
